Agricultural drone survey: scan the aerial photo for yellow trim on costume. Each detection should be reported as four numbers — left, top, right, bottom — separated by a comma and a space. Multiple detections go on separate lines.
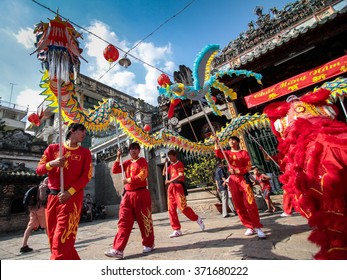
67, 187, 77, 195
64, 142, 80, 150
140, 208, 153, 237
327, 247, 347, 253
61, 203, 79, 244
46, 162, 53, 171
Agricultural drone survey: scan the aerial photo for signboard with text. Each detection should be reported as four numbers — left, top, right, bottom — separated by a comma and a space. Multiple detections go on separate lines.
244, 55, 347, 108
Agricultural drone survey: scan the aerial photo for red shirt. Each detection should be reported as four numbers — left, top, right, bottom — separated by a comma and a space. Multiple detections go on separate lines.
36, 143, 92, 193
112, 157, 148, 191
256, 173, 271, 192
215, 149, 251, 175
167, 161, 185, 183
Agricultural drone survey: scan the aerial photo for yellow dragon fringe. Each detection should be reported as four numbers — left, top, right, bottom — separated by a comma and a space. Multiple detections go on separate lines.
39, 69, 271, 154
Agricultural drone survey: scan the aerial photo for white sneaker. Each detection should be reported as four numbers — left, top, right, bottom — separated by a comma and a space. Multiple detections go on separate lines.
244, 228, 256, 236
254, 228, 266, 239
104, 248, 124, 259
169, 230, 183, 238
143, 245, 155, 253
197, 216, 205, 231
280, 212, 292, 217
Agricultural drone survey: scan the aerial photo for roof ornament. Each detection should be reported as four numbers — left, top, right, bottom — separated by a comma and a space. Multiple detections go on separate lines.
254, 6, 264, 18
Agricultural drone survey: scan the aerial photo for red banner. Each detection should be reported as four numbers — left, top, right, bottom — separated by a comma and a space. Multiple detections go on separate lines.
244, 55, 347, 108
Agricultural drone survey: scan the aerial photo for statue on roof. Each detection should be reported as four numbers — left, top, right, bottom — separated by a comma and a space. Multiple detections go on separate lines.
254, 6, 264, 18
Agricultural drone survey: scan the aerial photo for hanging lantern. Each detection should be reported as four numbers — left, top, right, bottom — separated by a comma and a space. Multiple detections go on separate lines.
103, 44, 119, 63
143, 124, 151, 132
119, 55, 131, 68
157, 74, 171, 87
212, 96, 217, 103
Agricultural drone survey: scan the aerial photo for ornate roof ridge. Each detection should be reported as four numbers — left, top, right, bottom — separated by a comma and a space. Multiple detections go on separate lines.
214, 0, 346, 69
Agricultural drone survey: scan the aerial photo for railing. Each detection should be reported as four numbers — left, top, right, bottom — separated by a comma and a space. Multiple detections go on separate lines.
0, 100, 28, 112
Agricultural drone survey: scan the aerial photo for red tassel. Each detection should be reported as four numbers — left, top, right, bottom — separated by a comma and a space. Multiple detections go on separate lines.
168, 99, 181, 118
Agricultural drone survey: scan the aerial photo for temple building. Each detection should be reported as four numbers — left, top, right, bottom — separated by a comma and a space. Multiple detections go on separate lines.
159, 0, 347, 191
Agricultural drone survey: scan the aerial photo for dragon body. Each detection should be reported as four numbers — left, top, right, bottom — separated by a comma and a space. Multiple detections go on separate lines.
32, 16, 347, 157
158, 44, 263, 116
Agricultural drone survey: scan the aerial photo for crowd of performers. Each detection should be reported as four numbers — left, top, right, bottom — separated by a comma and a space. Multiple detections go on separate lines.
30, 13, 347, 260
34, 88, 347, 260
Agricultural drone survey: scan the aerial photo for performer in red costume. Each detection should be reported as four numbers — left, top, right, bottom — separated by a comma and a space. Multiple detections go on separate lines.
214, 136, 266, 238
163, 150, 205, 238
105, 142, 155, 259
36, 123, 92, 260
264, 88, 347, 259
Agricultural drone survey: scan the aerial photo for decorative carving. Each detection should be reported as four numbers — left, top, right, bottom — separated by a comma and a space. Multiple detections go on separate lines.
0, 160, 37, 174
0, 129, 47, 153
2, 184, 15, 195
214, 0, 330, 68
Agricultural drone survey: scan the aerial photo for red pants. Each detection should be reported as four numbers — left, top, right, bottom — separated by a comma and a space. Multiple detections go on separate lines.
113, 188, 154, 251
46, 191, 83, 260
228, 175, 263, 229
167, 183, 198, 230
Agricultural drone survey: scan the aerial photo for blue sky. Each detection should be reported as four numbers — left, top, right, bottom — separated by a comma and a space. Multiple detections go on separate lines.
0, 0, 289, 113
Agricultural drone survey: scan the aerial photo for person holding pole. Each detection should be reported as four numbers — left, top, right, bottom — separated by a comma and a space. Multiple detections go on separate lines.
105, 142, 155, 259
163, 150, 205, 238
213, 136, 266, 238
36, 123, 92, 259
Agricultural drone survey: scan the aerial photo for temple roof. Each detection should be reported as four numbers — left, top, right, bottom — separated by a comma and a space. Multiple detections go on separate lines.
214, 0, 347, 69
0, 129, 47, 180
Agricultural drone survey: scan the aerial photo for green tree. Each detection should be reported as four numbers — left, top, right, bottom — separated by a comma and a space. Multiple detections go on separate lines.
185, 155, 221, 201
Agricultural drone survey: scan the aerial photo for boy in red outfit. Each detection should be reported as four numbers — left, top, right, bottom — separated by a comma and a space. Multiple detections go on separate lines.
36, 123, 92, 259
251, 166, 276, 213
163, 150, 205, 238
214, 136, 266, 238
105, 142, 155, 259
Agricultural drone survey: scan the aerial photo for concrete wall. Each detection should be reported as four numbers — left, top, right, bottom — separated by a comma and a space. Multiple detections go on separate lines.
94, 161, 122, 217
89, 151, 225, 218
91, 150, 169, 217
0, 179, 44, 234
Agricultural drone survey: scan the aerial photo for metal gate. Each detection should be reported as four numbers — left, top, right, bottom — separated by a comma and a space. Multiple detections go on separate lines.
178, 126, 283, 193
244, 126, 282, 194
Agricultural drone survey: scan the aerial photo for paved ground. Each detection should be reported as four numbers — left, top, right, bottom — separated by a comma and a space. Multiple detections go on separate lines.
0, 195, 319, 260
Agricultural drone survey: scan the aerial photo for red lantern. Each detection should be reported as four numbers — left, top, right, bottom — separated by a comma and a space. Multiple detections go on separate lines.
143, 124, 151, 132
103, 44, 119, 63
212, 96, 217, 103
28, 113, 41, 126
157, 74, 171, 86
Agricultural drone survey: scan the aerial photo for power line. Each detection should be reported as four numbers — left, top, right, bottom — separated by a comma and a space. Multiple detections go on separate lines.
31, 0, 196, 81
103, 0, 196, 79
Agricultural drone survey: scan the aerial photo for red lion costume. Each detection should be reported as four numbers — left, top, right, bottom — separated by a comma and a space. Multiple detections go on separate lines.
264, 88, 347, 260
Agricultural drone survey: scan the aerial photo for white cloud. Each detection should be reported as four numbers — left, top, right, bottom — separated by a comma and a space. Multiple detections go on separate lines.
111, 71, 136, 88
83, 21, 175, 106
10, 19, 176, 112
16, 88, 44, 113
13, 27, 35, 49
